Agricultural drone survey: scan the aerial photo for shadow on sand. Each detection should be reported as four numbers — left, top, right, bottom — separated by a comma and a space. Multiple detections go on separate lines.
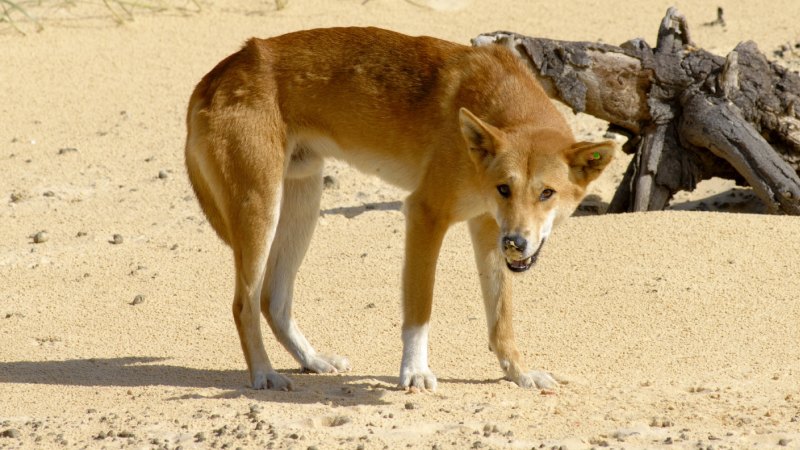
0, 357, 399, 405
321, 200, 403, 219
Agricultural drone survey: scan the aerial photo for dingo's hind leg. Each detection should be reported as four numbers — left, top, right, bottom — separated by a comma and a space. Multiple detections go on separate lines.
229, 176, 290, 390
262, 160, 351, 375
187, 96, 292, 390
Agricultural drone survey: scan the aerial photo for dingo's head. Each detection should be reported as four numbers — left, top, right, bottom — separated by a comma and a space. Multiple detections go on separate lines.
460, 108, 614, 272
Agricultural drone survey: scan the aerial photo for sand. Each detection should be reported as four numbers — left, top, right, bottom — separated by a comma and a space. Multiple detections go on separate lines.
2, 0, 799, 448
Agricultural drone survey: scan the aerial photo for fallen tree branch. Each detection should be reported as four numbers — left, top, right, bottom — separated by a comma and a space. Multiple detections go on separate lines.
473, 7, 800, 214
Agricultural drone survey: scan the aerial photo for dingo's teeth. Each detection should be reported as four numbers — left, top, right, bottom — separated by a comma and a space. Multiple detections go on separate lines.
505, 244, 544, 273
506, 255, 533, 272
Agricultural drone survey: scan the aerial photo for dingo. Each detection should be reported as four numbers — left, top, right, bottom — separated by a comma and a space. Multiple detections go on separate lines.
185, 27, 613, 391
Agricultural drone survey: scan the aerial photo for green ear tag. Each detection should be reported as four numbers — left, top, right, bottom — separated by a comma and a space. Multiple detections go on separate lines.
592, 151, 601, 160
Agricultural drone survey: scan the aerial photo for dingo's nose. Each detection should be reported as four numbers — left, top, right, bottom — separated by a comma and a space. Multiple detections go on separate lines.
502, 235, 527, 253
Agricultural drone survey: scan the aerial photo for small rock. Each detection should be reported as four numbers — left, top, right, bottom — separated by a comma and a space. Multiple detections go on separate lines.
778, 438, 791, 446
651, 417, 673, 428
158, 170, 169, 179
110, 234, 124, 245
366, 303, 376, 309
289, 433, 299, 439
10, 192, 24, 203
0, 429, 20, 438
322, 175, 338, 189
43, 191, 55, 197
194, 432, 206, 442
58, 147, 78, 155
131, 295, 145, 306
117, 430, 134, 438
329, 415, 350, 427
77, 231, 87, 237
32, 231, 49, 244
404, 402, 416, 410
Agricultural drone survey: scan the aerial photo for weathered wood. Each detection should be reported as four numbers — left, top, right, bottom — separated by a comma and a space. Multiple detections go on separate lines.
473, 7, 800, 214
680, 88, 800, 214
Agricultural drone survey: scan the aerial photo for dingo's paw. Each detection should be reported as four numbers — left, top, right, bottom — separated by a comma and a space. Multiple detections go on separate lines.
302, 354, 351, 374
399, 367, 438, 391
516, 370, 558, 390
252, 370, 293, 391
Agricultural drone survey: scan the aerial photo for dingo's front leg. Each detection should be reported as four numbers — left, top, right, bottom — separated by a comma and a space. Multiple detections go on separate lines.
468, 214, 558, 389
399, 196, 448, 391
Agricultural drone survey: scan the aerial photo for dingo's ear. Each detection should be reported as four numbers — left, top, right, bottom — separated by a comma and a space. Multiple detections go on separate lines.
460, 107, 501, 166
567, 140, 615, 184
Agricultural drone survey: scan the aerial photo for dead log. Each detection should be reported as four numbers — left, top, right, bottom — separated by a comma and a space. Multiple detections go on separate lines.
473, 7, 800, 214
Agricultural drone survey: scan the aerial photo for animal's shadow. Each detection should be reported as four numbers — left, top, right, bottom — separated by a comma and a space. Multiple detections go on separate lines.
0, 357, 398, 406
321, 200, 403, 219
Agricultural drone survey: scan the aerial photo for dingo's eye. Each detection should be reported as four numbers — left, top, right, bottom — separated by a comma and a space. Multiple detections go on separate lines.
497, 184, 511, 198
539, 189, 555, 201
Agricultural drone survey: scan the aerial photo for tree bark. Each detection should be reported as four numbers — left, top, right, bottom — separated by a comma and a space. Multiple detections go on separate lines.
473, 7, 800, 214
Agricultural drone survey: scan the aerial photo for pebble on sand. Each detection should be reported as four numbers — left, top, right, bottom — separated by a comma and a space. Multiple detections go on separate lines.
0, 429, 20, 438
322, 175, 339, 189
651, 417, 674, 428
110, 234, 124, 245
32, 231, 49, 244
131, 295, 145, 306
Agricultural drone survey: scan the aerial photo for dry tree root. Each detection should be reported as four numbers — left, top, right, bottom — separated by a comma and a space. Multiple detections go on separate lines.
474, 7, 800, 214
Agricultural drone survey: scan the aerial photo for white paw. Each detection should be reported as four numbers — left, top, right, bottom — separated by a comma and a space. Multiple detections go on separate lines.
252, 370, 293, 391
515, 370, 558, 390
302, 354, 351, 374
399, 367, 438, 391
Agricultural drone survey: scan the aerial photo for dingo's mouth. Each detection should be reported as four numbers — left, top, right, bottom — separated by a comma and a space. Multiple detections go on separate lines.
505, 242, 544, 272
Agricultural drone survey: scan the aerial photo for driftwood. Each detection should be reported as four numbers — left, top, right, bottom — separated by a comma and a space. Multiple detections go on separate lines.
473, 7, 800, 214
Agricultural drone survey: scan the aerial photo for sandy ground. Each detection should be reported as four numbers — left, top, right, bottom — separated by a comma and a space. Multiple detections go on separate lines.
2, 0, 800, 448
